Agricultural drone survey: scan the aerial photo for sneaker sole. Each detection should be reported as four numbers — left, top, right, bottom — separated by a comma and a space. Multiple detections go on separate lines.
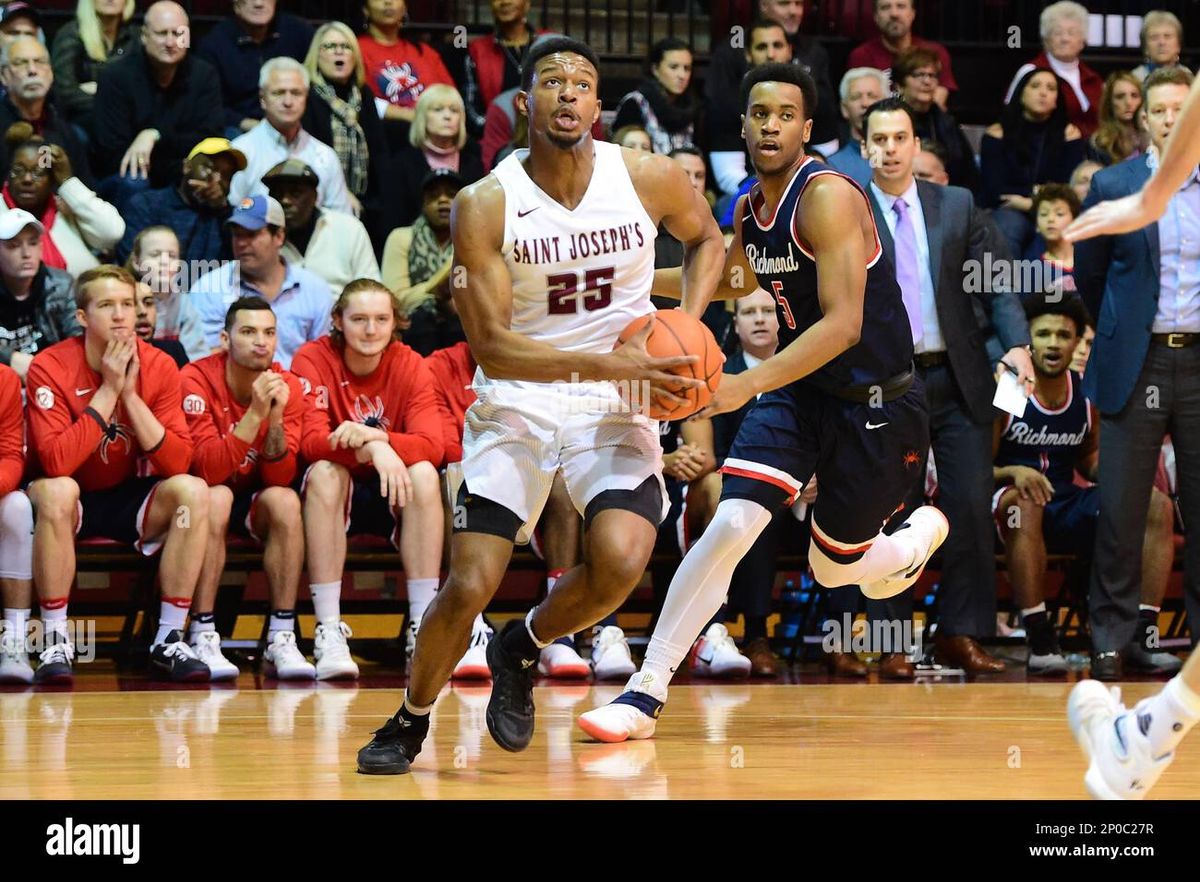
537, 662, 592, 679
452, 664, 491, 680
0, 670, 34, 685
1068, 683, 1126, 801
207, 667, 240, 682
577, 713, 634, 743
263, 663, 316, 681
316, 667, 360, 681
356, 756, 412, 775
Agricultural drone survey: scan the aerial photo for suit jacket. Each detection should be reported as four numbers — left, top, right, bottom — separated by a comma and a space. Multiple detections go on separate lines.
1073, 155, 1159, 416
867, 179, 1030, 425
713, 349, 757, 464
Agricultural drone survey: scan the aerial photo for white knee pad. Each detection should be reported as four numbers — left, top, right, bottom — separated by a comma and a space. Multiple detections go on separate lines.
0, 490, 33, 580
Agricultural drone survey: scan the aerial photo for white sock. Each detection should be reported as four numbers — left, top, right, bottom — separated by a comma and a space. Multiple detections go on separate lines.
407, 578, 438, 626
473, 613, 488, 635
40, 602, 69, 641
641, 499, 773, 693
1021, 603, 1047, 618
525, 608, 552, 649
310, 581, 342, 625
188, 613, 216, 640
403, 691, 433, 716
4, 607, 29, 637
155, 599, 189, 646
1139, 674, 1200, 757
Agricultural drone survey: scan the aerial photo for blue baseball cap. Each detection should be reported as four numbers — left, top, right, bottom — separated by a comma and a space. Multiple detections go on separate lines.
227, 195, 286, 231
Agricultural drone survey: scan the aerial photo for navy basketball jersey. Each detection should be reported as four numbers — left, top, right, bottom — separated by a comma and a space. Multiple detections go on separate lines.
739, 157, 913, 394
996, 371, 1092, 488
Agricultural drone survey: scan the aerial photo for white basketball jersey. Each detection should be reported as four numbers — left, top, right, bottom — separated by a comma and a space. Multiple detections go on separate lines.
483, 140, 656, 400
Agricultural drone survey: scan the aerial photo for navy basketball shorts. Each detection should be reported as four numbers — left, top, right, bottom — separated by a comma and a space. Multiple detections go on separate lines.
76, 476, 165, 556
229, 489, 267, 543
992, 481, 1098, 554
721, 378, 929, 558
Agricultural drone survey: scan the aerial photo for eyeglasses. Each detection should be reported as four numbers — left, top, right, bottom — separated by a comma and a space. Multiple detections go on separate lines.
8, 165, 50, 182
320, 42, 354, 53
907, 70, 939, 82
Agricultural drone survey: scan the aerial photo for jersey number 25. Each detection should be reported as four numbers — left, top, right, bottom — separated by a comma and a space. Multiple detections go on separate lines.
547, 267, 616, 314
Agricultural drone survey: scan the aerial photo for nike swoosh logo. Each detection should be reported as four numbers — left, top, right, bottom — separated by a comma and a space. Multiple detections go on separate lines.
865, 421, 889, 430
75, 388, 93, 396
517, 207, 539, 217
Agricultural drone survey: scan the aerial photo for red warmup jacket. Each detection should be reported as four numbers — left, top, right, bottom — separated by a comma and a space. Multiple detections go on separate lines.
26, 337, 192, 491
467, 29, 550, 110
424, 341, 476, 464
290, 336, 445, 477
180, 352, 313, 492
0, 365, 24, 495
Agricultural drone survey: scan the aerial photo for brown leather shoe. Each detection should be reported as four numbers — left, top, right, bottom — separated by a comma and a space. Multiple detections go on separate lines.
934, 635, 1006, 673
878, 652, 915, 680
743, 637, 779, 677
822, 650, 869, 678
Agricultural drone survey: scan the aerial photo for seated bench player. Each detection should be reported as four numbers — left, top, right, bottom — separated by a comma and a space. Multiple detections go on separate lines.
0, 363, 34, 683
182, 296, 337, 680
291, 279, 447, 678
993, 295, 1179, 674
25, 265, 212, 683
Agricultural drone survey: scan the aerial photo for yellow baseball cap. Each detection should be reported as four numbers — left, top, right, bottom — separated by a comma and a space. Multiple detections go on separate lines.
187, 137, 248, 171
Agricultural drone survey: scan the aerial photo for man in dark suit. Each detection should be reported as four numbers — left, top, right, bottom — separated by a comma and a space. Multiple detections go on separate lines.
862, 97, 1033, 673
1072, 66, 1200, 681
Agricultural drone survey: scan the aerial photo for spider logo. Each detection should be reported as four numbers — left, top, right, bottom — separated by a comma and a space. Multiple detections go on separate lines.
902, 449, 921, 467
99, 422, 133, 464
353, 394, 390, 430
380, 63, 420, 104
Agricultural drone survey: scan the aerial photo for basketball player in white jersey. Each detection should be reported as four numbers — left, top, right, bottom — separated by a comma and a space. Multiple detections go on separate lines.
356, 36, 726, 774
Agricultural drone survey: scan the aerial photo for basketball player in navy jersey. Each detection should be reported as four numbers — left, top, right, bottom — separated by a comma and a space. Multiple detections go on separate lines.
580, 62, 951, 742
355, 36, 726, 774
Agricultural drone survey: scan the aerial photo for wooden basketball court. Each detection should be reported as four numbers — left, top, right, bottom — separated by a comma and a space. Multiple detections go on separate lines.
2, 678, 1196, 799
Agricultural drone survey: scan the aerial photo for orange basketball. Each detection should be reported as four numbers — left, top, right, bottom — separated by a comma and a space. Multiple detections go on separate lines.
616, 309, 723, 421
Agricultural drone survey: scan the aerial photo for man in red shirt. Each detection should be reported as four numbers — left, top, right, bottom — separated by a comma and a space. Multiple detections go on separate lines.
847, 0, 956, 109
181, 296, 333, 681
291, 279, 446, 677
25, 265, 211, 683
0, 364, 34, 684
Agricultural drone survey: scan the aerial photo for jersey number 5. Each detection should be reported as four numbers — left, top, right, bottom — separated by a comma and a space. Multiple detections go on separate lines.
547, 267, 616, 314
770, 280, 796, 330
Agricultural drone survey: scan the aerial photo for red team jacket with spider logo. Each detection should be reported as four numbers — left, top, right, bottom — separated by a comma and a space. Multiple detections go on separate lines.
26, 337, 192, 491
180, 352, 313, 491
0, 365, 24, 495
424, 341, 476, 464
290, 336, 446, 478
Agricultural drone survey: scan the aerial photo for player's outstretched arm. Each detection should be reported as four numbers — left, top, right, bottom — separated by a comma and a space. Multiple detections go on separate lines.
1066, 77, 1200, 241
742, 175, 864, 393
653, 194, 758, 303
630, 152, 726, 318
451, 177, 701, 393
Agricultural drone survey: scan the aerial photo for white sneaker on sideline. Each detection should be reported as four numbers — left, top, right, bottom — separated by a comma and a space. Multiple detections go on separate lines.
690, 623, 751, 678
1068, 679, 1175, 800
452, 626, 492, 680
538, 640, 591, 679
263, 631, 316, 680
591, 625, 637, 681
861, 506, 950, 600
190, 631, 239, 681
0, 622, 32, 684
313, 621, 359, 680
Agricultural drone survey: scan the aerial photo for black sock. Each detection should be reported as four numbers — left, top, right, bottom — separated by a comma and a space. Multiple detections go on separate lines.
744, 615, 768, 642
501, 619, 539, 662
1138, 608, 1160, 651
396, 703, 430, 730
1024, 610, 1057, 655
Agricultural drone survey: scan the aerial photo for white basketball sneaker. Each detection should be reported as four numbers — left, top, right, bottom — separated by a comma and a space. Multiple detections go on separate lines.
860, 506, 950, 600
1068, 679, 1175, 800
538, 638, 591, 679
0, 621, 32, 684
690, 623, 752, 678
313, 621, 360, 680
190, 631, 240, 681
452, 624, 492, 680
263, 631, 316, 680
591, 625, 637, 681
577, 670, 665, 743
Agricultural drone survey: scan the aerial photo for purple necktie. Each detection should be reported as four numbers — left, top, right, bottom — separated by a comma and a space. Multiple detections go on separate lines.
892, 197, 924, 346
